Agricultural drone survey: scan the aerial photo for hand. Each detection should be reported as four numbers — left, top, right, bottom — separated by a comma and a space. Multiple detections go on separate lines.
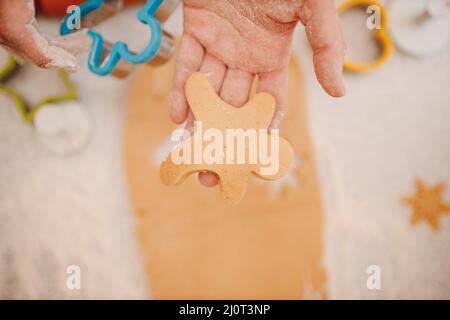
0, 0, 89, 71
170, 0, 346, 187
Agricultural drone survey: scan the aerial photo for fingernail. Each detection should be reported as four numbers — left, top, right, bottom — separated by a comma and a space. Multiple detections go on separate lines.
45, 47, 78, 72
46, 59, 78, 72
336, 81, 346, 97
51, 30, 92, 54
169, 91, 188, 124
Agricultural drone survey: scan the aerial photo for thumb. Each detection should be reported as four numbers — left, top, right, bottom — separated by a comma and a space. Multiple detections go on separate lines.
0, 22, 88, 72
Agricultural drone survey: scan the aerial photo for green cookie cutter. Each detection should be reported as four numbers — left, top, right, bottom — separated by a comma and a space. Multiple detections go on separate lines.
0, 55, 78, 123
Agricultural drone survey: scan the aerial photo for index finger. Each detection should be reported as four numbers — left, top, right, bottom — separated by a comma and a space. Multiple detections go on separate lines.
299, 0, 346, 97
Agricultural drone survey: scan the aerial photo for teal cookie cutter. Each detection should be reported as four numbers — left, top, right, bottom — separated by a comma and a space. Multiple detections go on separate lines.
60, 0, 165, 76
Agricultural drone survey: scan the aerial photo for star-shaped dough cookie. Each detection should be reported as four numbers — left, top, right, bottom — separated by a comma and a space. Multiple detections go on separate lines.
160, 72, 295, 205
403, 180, 450, 230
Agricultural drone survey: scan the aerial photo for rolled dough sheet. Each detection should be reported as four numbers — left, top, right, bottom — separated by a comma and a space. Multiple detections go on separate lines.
125, 53, 326, 299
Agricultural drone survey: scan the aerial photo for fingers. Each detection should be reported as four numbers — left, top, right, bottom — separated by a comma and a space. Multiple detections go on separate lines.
185, 110, 196, 134
184, 108, 220, 187
199, 172, 220, 188
0, 0, 87, 72
197, 54, 226, 188
257, 68, 288, 130
198, 66, 254, 188
44, 31, 92, 56
183, 110, 220, 187
0, 22, 79, 72
199, 53, 226, 92
299, 0, 346, 97
30, 29, 78, 71
188, 53, 226, 189
220, 68, 254, 107
198, 68, 254, 187
170, 33, 205, 124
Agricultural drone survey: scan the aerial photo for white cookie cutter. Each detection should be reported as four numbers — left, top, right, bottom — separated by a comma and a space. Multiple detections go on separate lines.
388, 0, 450, 57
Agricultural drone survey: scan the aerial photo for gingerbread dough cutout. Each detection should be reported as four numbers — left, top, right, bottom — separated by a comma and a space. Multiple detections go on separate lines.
160, 72, 295, 205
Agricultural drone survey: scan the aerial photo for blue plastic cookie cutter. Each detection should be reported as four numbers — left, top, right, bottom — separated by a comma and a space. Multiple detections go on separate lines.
60, 0, 164, 76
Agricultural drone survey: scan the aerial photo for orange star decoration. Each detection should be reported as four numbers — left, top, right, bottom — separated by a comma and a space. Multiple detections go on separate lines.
403, 180, 450, 230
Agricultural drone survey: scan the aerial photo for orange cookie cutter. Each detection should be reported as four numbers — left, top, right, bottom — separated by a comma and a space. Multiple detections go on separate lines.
337, 0, 394, 72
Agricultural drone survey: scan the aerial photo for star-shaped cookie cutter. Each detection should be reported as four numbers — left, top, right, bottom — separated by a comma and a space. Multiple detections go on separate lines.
60, 0, 178, 78
0, 52, 92, 156
0, 55, 77, 123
